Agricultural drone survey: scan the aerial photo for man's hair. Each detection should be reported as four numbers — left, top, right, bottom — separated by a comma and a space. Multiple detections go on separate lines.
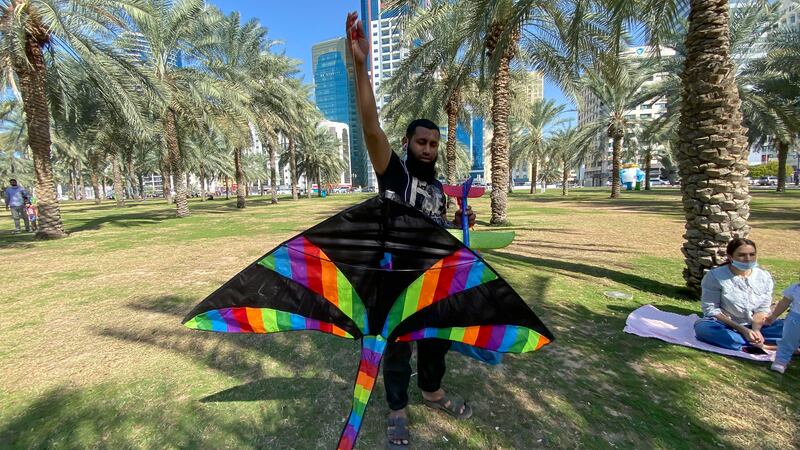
405, 119, 440, 139
9, 178, 16, 183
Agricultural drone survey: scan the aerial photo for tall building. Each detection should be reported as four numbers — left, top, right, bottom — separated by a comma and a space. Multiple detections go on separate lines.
361, 0, 407, 111
779, 0, 799, 30
312, 37, 369, 189
511, 70, 546, 184
320, 120, 353, 185
578, 46, 675, 186
120, 31, 182, 68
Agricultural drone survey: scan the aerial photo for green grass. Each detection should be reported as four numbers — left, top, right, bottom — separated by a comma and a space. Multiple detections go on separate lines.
1, 189, 799, 449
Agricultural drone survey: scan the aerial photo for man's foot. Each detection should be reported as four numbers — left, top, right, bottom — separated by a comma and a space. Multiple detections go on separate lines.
422, 389, 472, 419
11, 230, 20, 234
771, 361, 788, 374
387, 409, 409, 448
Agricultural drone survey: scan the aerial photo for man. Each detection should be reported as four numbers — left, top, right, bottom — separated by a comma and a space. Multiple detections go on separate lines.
346, 12, 476, 448
4, 179, 30, 233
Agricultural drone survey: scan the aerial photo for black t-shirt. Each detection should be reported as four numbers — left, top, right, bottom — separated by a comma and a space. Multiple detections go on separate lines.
377, 152, 449, 227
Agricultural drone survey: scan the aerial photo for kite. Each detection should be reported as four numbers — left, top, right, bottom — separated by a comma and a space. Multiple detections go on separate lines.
183, 195, 553, 450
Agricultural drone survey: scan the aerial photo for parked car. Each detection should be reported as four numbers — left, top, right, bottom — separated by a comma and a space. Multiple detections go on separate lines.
648, 178, 668, 186
757, 176, 778, 186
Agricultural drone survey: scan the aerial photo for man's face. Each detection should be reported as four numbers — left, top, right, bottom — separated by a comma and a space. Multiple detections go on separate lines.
9, 179, 17, 187
405, 127, 440, 164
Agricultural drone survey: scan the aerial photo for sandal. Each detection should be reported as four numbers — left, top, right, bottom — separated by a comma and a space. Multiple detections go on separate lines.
423, 392, 472, 419
386, 415, 410, 449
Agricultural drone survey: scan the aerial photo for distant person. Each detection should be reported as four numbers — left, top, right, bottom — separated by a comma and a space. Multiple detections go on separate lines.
24, 197, 38, 232
694, 238, 784, 352
3, 178, 30, 233
765, 281, 800, 373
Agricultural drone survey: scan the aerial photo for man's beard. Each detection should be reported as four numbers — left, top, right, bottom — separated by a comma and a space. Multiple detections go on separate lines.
405, 152, 437, 182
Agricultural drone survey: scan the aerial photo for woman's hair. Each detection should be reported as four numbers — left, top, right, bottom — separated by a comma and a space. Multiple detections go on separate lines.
726, 237, 757, 256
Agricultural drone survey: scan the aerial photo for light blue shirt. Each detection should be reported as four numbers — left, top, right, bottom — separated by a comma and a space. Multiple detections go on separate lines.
783, 283, 800, 314
4, 185, 28, 208
700, 265, 773, 326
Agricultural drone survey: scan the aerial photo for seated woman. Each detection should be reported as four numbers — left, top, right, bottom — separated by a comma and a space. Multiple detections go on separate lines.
694, 238, 784, 351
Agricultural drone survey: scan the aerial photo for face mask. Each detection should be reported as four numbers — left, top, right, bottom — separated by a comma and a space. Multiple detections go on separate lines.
731, 260, 757, 271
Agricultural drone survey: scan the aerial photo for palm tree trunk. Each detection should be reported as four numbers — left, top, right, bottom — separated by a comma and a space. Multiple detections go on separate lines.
234, 147, 246, 208
225, 175, 230, 200
91, 171, 101, 204
138, 173, 145, 201
776, 140, 788, 192
530, 159, 538, 194
164, 107, 189, 217
76, 159, 84, 200
199, 163, 206, 202
445, 91, 460, 209
644, 148, 653, 191
289, 136, 299, 200
562, 166, 569, 196
160, 155, 172, 204
69, 163, 77, 201
126, 152, 138, 200
306, 177, 312, 199
112, 153, 125, 208
14, 26, 65, 238
89, 151, 102, 204
677, 0, 750, 294
487, 25, 518, 225
268, 142, 278, 204
610, 130, 622, 199
102, 176, 107, 200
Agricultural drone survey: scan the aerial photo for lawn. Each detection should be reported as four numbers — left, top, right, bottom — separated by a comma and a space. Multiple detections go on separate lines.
1, 188, 798, 449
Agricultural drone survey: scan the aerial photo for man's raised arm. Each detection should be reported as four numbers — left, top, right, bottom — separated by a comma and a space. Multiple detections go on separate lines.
346, 12, 391, 175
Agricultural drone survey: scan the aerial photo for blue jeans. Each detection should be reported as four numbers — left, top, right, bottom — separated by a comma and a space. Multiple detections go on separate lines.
776, 312, 800, 364
694, 318, 784, 350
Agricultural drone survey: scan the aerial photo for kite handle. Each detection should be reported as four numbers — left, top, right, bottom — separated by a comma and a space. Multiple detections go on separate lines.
461, 178, 472, 248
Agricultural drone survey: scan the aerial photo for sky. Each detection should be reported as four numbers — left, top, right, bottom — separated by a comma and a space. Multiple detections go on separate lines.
211, 0, 575, 119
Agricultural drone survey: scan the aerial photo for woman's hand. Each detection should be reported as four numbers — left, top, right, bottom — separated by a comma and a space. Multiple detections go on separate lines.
741, 328, 764, 345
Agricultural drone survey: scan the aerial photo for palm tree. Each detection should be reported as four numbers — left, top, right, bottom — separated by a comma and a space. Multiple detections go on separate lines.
383, 3, 483, 190
579, 56, 653, 198
673, 0, 753, 292
389, 0, 606, 223
297, 128, 346, 198
510, 98, 566, 194
548, 125, 591, 195
743, 20, 800, 192
0, 0, 153, 237
127, 0, 248, 217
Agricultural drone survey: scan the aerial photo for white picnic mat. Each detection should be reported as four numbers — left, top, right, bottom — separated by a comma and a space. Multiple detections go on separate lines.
623, 305, 774, 362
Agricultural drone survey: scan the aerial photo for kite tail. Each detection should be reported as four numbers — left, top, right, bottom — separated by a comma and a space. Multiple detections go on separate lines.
337, 335, 386, 450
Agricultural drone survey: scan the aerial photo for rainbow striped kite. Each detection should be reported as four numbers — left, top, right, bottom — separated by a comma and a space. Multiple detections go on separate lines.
183, 195, 553, 449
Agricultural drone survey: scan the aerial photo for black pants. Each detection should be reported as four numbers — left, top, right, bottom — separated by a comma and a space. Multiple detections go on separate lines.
383, 338, 451, 411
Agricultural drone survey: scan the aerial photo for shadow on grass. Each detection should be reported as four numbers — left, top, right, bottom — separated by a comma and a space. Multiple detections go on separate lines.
0, 231, 35, 249
0, 381, 339, 449
200, 376, 348, 403
487, 250, 695, 301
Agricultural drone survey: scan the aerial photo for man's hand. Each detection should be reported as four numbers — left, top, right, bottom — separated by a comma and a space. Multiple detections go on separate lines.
346, 12, 369, 66
453, 206, 476, 228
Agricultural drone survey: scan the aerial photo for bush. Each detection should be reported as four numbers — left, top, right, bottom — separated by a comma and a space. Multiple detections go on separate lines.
748, 161, 792, 178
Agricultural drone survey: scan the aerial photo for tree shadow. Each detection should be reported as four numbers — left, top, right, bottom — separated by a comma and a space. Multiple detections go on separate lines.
66, 211, 176, 233
487, 250, 695, 301
200, 376, 348, 403
0, 231, 35, 249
